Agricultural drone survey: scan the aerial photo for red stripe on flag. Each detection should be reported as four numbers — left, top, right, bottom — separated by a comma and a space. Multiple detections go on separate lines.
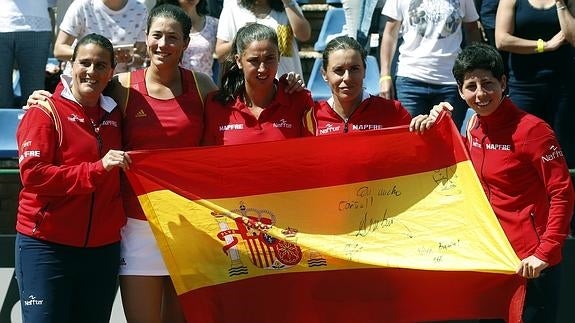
127, 116, 467, 199
178, 268, 524, 323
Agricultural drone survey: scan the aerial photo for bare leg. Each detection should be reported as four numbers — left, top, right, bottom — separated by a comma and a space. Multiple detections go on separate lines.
120, 275, 164, 323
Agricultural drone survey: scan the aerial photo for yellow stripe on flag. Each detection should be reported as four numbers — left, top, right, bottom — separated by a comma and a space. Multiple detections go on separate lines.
139, 160, 518, 294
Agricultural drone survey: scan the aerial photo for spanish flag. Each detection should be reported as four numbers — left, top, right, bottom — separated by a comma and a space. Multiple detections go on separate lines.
126, 116, 525, 323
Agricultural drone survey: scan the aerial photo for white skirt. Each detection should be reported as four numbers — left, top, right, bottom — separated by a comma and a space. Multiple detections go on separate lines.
119, 217, 169, 276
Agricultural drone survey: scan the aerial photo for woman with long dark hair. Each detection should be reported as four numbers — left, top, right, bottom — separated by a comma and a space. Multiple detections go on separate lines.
203, 23, 313, 145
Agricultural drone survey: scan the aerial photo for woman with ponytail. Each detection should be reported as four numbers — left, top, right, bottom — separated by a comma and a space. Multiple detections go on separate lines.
202, 23, 313, 146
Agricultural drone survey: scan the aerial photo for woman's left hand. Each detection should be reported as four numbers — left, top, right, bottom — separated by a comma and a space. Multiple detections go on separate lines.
545, 31, 566, 52
516, 255, 549, 279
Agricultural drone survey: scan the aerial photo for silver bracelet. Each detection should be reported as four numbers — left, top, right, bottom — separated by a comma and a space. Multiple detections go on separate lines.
557, 4, 567, 10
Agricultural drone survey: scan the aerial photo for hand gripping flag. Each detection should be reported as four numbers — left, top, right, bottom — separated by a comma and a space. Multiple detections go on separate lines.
125, 115, 525, 323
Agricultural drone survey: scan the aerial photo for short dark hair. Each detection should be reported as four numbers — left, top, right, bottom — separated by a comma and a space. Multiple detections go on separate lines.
73, 33, 116, 68
453, 43, 505, 86
322, 35, 367, 71
147, 4, 192, 41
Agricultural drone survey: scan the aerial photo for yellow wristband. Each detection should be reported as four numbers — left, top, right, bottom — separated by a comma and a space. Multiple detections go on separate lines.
536, 39, 545, 53
379, 75, 392, 83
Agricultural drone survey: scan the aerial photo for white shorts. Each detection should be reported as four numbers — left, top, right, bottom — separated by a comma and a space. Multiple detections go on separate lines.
119, 217, 169, 276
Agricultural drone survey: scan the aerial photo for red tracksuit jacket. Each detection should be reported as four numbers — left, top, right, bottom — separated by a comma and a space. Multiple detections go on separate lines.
465, 98, 574, 266
303, 95, 411, 136
16, 81, 125, 247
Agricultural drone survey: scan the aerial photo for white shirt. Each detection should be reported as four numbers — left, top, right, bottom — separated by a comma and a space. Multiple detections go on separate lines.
60, 0, 148, 74
181, 16, 219, 78
0, 0, 51, 32
382, 0, 479, 84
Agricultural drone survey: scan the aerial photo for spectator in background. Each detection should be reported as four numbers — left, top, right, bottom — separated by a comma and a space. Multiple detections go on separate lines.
378, 0, 481, 130
156, 0, 219, 79
45, 0, 62, 93
48, 0, 57, 43
476, 0, 499, 46
0, 0, 52, 107
341, 0, 385, 50
206, 0, 224, 18
54, 0, 74, 34
54, 0, 148, 74
495, 0, 575, 169
475, 0, 510, 83
215, 0, 311, 80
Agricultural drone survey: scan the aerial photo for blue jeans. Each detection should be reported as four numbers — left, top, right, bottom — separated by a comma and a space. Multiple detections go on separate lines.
0, 31, 51, 107
395, 76, 468, 130
342, 0, 379, 48
15, 234, 120, 323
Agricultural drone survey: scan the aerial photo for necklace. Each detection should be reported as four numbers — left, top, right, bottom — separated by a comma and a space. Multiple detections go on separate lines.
86, 107, 110, 153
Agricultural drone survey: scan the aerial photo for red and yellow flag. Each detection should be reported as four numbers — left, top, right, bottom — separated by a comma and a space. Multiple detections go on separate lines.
126, 116, 524, 323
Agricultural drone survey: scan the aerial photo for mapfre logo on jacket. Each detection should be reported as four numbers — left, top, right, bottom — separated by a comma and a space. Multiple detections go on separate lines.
273, 119, 293, 129
541, 145, 565, 163
318, 123, 341, 135
470, 137, 512, 151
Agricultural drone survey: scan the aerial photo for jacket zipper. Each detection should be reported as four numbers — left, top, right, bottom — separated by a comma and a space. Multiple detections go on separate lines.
342, 108, 358, 133
478, 122, 492, 200
480, 136, 491, 200
83, 131, 102, 247
82, 109, 107, 246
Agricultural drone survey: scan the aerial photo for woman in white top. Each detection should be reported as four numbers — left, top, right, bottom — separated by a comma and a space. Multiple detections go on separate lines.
215, 0, 311, 80
54, 0, 148, 74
